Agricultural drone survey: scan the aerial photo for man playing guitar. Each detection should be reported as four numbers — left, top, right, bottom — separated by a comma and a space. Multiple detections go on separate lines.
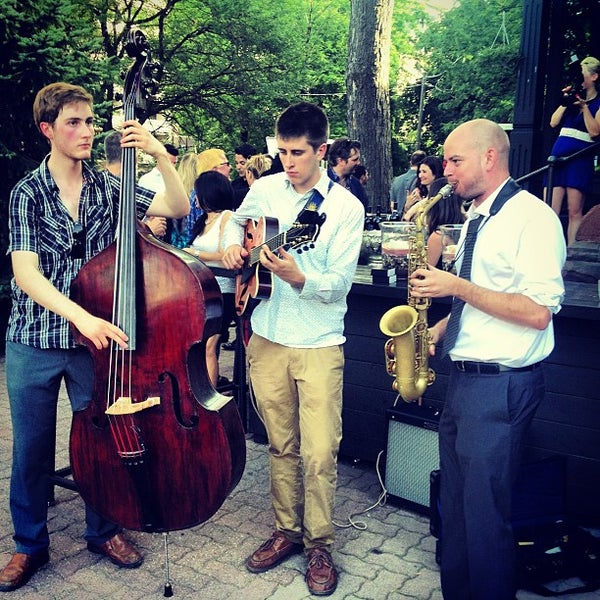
222, 101, 364, 597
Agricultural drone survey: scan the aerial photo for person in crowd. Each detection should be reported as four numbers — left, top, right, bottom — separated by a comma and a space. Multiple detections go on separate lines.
183, 171, 235, 388
0, 82, 189, 592
232, 142, 257, 209
170, 151, 200, 248
352, 164, 369, 187
389, 149, 426, 214
194, 148, 237, 349
103, 130, 123, 177
138, 142, 179, 191
326, 138, 369, 210
403, 155, 444, 218
405, 176, 465, 268
222, 101, 364, 597
187, 148, 232, 243
410, 119, 566, 600
137, 142, 179, 239
197, 148, 232, 178
262, 152, 284, 176
244, 153, 273, 187
546, 55, 600, 245
104, 131, 167, 239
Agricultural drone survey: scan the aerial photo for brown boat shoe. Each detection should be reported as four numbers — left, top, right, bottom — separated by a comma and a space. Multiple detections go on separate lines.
305, 547, 338, 596
0, 550, 50, 592
87, 532, 143, 569
246, 531, 303, 573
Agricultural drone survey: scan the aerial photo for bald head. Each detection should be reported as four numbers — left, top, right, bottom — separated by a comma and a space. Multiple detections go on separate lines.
448, 119, 509, 165
443, 119, 511, 205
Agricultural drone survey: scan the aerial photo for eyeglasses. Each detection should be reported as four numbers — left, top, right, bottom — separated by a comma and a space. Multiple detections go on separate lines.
71, 223, 85, 259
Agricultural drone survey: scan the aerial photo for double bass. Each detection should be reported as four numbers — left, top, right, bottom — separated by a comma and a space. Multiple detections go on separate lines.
69, 29, 245, 534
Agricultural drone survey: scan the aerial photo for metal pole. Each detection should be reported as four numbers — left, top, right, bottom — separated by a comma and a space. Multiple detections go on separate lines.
416, 73, 426, 150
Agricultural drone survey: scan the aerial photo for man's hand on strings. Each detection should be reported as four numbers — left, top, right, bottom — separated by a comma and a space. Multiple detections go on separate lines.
72, 313, 129, 350
259, 245, 306, 289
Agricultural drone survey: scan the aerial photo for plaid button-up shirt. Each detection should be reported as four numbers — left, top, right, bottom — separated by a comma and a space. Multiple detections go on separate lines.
7, 157, 154, 349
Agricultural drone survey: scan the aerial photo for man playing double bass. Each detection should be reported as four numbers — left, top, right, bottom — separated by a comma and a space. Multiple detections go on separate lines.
0, 82, 189, 592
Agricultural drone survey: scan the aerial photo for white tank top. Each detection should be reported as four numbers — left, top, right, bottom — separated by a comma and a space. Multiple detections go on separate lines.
191, 211, 235, 293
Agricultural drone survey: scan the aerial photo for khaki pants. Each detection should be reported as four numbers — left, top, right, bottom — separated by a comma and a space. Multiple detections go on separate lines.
247, 334, 344, 550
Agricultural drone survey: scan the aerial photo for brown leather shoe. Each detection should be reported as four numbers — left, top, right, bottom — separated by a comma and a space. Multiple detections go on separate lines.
245, 531, 303, 573
305, 547, 338, 596
87, 533, 143, 569
0, 551, 49, 592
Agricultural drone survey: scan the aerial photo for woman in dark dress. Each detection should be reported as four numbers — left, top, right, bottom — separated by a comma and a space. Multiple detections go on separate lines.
546, 56, 600, 245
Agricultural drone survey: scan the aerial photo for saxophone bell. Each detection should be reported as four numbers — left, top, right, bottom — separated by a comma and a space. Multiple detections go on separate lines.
380, 305, 432, 401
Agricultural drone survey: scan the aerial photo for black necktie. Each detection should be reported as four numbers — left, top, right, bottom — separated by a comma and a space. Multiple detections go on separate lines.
441, 214, 483, 357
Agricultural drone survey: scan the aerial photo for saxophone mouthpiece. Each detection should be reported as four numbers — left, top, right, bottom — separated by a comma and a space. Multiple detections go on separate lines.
432, 183, 454, 202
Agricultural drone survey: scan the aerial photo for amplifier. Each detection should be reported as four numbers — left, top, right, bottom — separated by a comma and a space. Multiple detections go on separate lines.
384, 403, 440, 513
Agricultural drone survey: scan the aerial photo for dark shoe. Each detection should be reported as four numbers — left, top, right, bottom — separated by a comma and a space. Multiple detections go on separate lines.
306, 547, 338, 596
87, 532, 143, 569
221, 341, 236, 351
246, 531, 303, 573
0, 550, 49, 592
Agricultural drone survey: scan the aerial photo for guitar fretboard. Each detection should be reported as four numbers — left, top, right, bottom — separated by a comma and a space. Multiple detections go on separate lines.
249, 232, 287, 266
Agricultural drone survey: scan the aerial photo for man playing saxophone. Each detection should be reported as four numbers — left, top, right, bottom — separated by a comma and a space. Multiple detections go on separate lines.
409, 119, 566, 600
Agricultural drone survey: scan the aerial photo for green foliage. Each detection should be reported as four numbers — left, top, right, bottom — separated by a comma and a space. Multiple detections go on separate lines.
390, 0, 522, 168
388, 1, 433, 172
0, 0, 113, 287
421, 0, 522, 138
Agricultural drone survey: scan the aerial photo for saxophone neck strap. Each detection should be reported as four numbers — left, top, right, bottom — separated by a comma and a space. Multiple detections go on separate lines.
488, 178, 521, 216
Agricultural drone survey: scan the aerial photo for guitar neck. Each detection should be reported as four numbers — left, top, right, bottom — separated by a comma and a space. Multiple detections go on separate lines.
249, 231, 286, 266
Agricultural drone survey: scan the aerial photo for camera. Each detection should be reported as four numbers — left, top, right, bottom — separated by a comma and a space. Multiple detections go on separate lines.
560, 85, 581, 106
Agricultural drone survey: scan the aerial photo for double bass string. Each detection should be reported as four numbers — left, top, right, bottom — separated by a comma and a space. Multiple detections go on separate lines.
105, 89, 144, 458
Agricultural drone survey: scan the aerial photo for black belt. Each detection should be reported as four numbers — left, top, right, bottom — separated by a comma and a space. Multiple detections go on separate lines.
453, 360, 541, 374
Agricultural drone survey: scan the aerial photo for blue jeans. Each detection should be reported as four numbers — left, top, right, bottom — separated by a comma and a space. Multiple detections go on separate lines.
6, 341, 119, 555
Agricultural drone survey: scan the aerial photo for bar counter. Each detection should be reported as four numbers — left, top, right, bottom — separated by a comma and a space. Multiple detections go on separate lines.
340, 265, 600, 524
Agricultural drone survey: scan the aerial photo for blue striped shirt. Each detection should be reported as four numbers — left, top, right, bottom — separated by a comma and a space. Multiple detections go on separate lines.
7, 157, 154, 349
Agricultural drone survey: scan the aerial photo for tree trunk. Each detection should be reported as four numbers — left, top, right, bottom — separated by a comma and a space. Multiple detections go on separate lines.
346, 0, 394, 213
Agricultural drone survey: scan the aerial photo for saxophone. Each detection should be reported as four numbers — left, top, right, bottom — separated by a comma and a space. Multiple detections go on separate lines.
379, 183, 454, 402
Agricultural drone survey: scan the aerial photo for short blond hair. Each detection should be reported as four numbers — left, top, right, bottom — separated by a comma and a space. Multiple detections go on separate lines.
581, 56, 600, 78
197, 148, 227, 174
246, 154, 272, 180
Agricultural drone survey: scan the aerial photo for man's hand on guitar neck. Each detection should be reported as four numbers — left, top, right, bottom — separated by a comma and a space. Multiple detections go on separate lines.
259, 245, 306, 290
223, 244, 248, 270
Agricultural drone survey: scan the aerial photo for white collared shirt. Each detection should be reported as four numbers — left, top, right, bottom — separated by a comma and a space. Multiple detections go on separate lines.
449, 180, 566, 366
223, 170, 365, 348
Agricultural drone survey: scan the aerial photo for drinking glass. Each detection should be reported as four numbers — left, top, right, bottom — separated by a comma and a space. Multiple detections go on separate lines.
439, 224, 464, 272
380, 222, 416, 277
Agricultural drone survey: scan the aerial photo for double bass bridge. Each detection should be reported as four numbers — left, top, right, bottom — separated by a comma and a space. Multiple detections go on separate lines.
105, 396, 161, 415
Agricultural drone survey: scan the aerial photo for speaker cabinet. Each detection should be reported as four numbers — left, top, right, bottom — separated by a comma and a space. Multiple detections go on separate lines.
384, 404, 440, 513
